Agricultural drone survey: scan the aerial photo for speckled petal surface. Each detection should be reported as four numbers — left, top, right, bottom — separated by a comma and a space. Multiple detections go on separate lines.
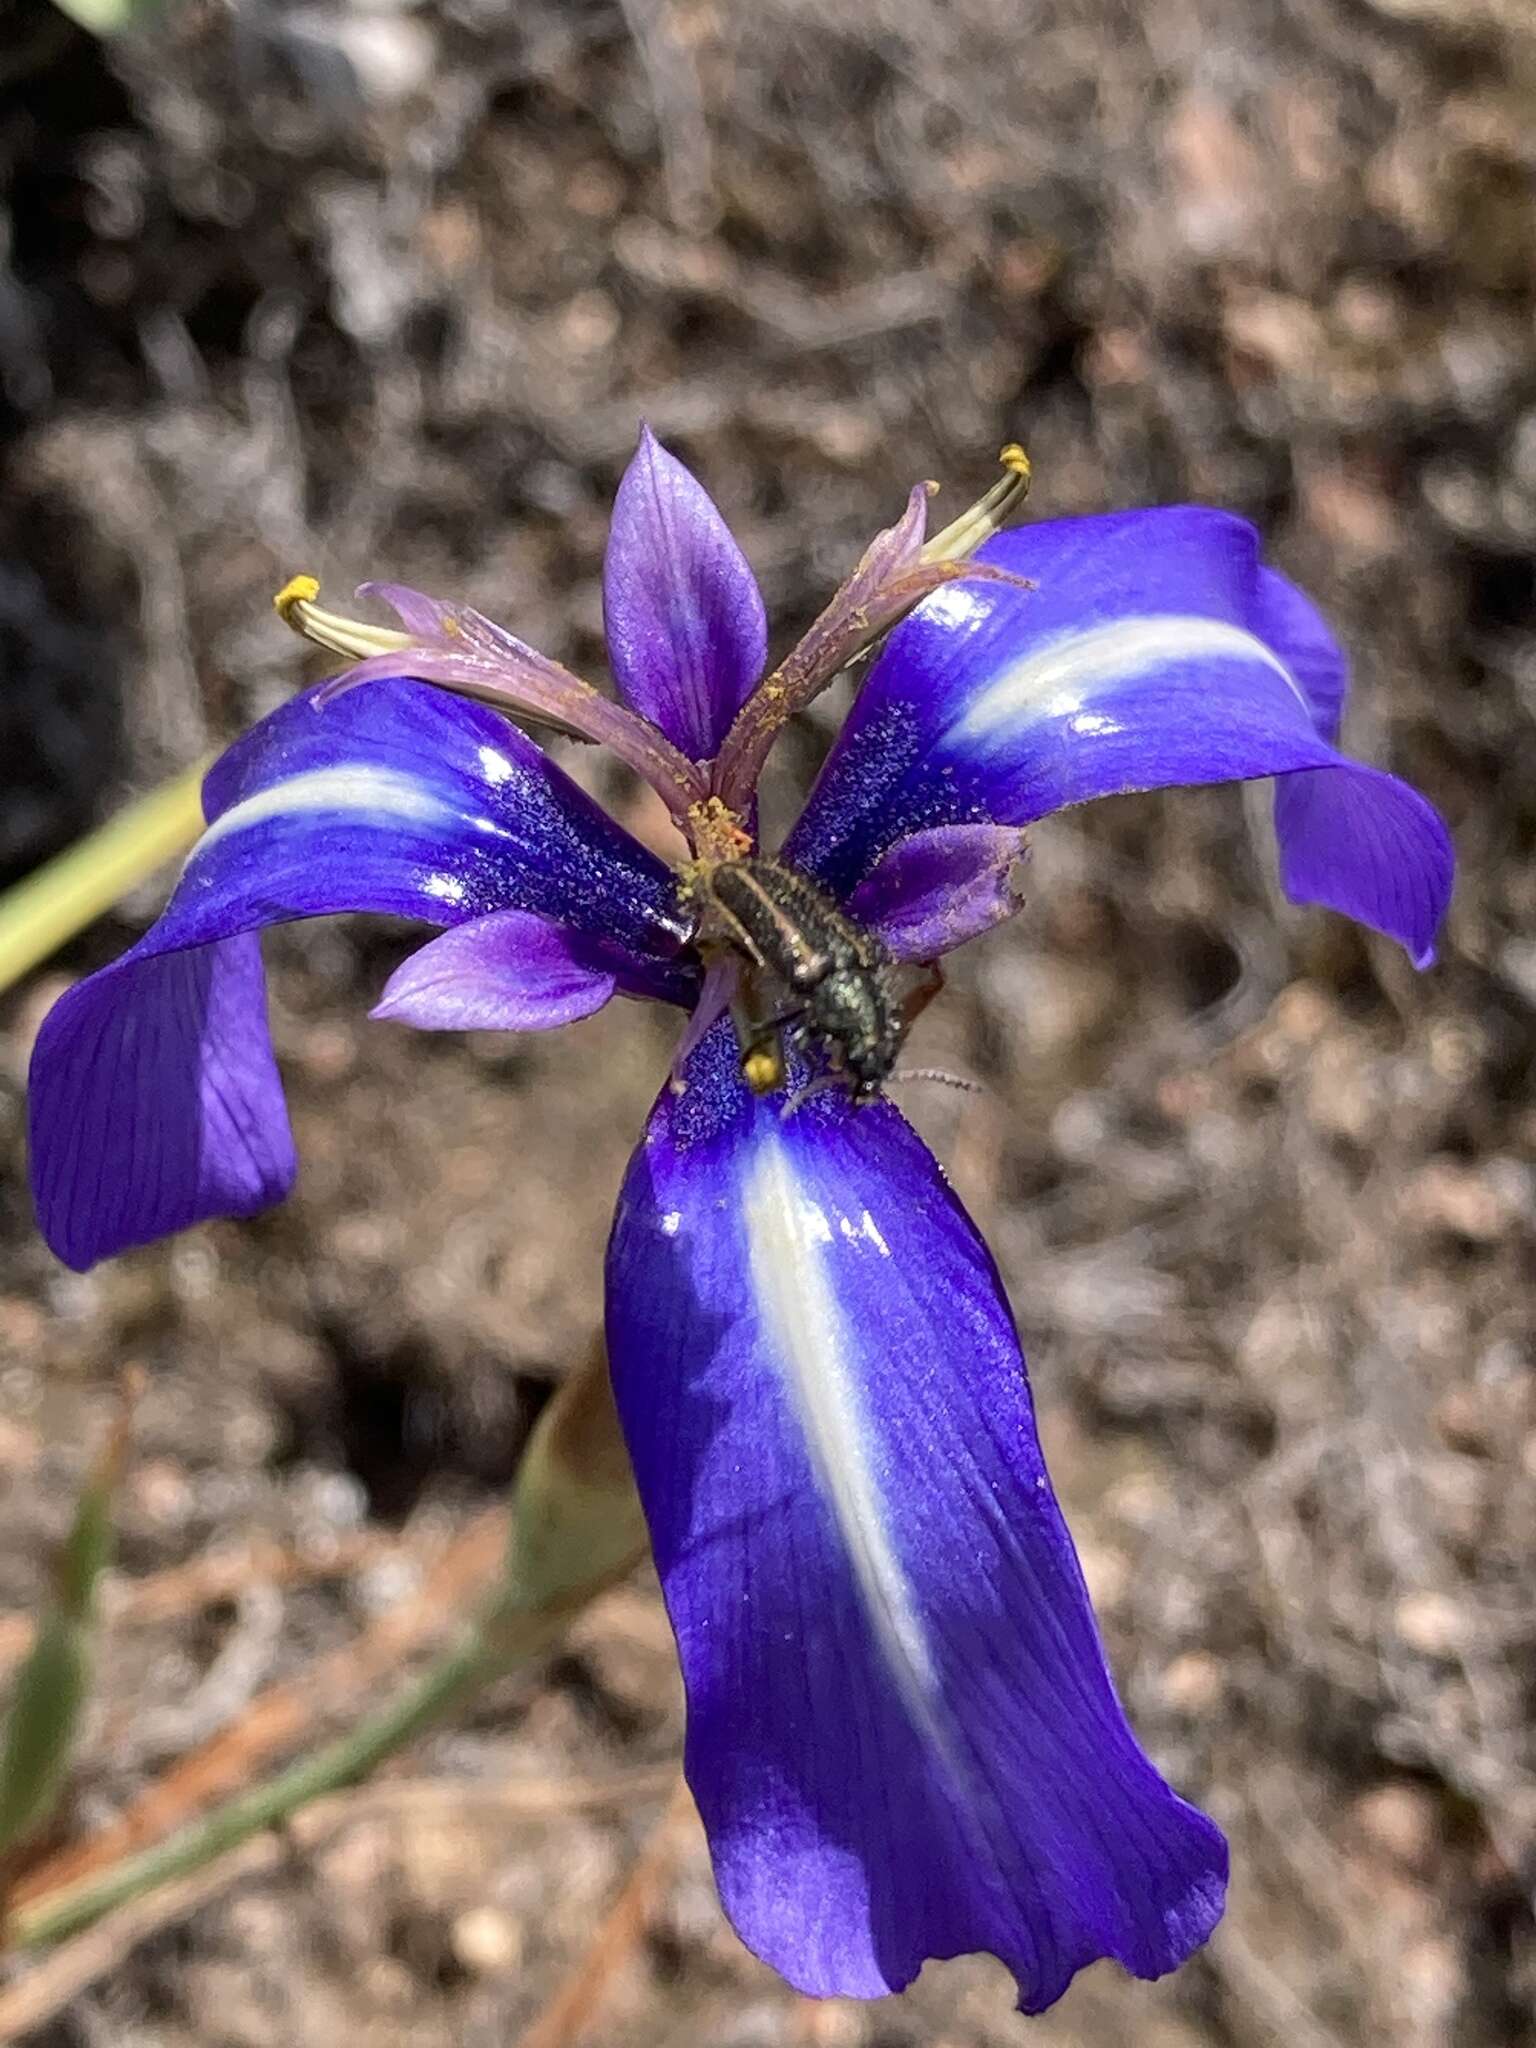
31, 676, 689, 1268
788, 508, 1451, 963
606, 1024, 1227, 2009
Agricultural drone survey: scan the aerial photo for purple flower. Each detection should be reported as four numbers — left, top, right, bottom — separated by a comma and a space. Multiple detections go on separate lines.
28, 430, 1452, 2010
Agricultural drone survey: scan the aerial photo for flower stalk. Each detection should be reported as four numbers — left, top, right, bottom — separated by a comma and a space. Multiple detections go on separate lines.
4, 1349, 646, 1955
0, 1379, 137, 1864
0, 763, 209, 999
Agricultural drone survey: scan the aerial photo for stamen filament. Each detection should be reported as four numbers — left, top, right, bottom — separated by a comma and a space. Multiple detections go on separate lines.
920, 444, 1032, 565
709, 449, 1035, 811
273, 576, 711, 831
274, 578, 415, 661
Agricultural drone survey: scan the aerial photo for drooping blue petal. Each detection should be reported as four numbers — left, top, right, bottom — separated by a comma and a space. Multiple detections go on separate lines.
786, 508, 1451, 964
603, 426, 768, 759
30, 677, 691, 1269
606, 1023, 1227, 2010
1273, 762, 1446, 968
30, 935, 294, 1275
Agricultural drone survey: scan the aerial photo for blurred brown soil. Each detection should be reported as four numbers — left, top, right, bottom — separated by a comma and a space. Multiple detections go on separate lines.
1, 0, 1534, 2041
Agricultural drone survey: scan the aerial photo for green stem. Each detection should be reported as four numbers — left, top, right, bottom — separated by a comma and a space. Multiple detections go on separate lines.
8, 1619, 504, 1951
0, 764, 209, 998
6, 1352, 649, 1955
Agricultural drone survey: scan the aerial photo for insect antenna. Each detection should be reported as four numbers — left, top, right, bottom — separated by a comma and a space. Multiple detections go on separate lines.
777, 1066, 987, 1119
888, 1067, 986, 1098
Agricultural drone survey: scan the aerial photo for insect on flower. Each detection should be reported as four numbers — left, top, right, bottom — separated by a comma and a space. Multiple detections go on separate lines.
28, 429, 1453, 2014
685, 852, 929, 1104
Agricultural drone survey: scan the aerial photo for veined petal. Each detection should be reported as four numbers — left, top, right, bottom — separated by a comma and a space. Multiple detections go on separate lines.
606, 1023, 1227, 2010
372, 909, 625, 1031
1274, 762, 1449, 969
787, 508, 1451, 964
30, 678, 690, 1269
604, 426, 768, 758
845, 822, 1027, 961
30, 935, 293, 1271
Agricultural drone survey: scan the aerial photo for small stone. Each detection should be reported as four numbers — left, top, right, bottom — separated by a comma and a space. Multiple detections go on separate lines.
1272, 983, 1333, 1045
811, 408, 880, 465
1159, 1651, 1225, 1715
1224, 289, 1325, 376
1352, 1782, 1442, 1873
558, 290, 621, 356
1166, 96, 1265, 255
1394, 1589, 1463, 1658
130, 1458, 195, 1526
419, 200, 481, 278
1398, 1933, 1465, 2033
1300, 460, 1403, 559
286, 8, 436, 103
451, 1905, 523, 1976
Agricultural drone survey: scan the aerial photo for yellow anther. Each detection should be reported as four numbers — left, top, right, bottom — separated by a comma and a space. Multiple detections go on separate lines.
271, 576, 414, 661
742, 1042, 786, 1094
686, 795, 754, 866
920, 444, 1034, 565
273, 573, 321, 623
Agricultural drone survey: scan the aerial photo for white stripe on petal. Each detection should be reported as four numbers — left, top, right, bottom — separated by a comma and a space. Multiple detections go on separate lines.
742, 1135, 942, 1728
192, 764, 461, 861
951, 613, 1309, 749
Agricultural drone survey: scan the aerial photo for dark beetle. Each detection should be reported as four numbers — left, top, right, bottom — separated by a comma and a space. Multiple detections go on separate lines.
691, 855, 910, 1104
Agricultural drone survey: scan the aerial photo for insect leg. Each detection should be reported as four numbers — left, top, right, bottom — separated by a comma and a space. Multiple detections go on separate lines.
729, 968, 805, 1096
